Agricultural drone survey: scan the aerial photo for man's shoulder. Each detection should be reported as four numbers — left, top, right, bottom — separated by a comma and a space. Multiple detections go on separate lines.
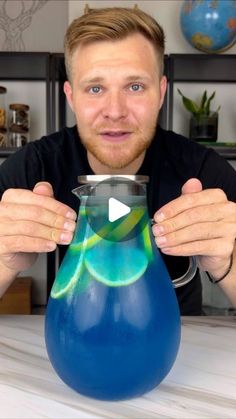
156, 126, 208, 157
28, 125, 79, 156
0, 125, 84, 196
154, 125, 211, 171
154, 126, 236, 200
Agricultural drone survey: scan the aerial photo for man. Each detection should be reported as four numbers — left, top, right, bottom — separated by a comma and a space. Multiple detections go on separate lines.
0, 7, 235, 314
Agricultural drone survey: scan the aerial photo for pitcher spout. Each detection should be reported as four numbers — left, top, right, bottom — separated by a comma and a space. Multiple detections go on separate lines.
72, 184, 92, 199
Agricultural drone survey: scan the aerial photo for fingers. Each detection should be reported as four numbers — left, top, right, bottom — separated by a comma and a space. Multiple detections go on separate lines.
181, 178, 202, 194
155, 238, 235, 258
0, 184, 77, 273
0, 185, 77, 256
0, 219, 74, 245
33, 181, 54, 197
152, 178, 236, 262
0, 202, 76, 232
1, 187, 77, 220
153, 201, 236, 236
0, 236, 57, 254
154, 220, 236, 252
154, 187, 227, 223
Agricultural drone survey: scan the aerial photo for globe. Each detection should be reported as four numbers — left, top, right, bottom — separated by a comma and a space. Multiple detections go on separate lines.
180, 0, 236, 53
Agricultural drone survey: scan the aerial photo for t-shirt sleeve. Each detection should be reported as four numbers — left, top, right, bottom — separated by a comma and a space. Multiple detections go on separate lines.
198, 148, 236, 202
0, 144, 44, 199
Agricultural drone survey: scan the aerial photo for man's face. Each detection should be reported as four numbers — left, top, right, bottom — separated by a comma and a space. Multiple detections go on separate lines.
64, 33, 167, 171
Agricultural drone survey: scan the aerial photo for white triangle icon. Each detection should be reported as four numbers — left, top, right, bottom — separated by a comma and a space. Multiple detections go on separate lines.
108, 197, 131, 222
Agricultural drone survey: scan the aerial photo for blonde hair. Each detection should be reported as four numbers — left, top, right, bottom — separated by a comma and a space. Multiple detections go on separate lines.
64, 7, 165, 81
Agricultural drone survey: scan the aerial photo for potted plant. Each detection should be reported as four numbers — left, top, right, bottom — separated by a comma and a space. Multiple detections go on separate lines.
177, 89, 220, 142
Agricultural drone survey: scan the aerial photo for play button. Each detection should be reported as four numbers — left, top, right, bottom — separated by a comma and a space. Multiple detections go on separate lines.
108, 198, 131, 222
77, 175, 149, 242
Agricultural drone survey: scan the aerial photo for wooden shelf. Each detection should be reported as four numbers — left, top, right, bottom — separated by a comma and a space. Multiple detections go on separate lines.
169, 54, 236, 83
0, 277, 32, 314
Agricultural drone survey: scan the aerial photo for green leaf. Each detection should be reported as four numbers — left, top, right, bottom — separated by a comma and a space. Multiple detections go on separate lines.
177, 89, 220, 117
205, 91, 215, 115
208, 91, 216, 102
182, 96, 199, 114
200, 90, 207, 111
177, 88, 184, 97
177, 89, 199, 114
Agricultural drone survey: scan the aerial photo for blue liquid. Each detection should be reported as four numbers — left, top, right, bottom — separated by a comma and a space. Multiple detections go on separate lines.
45, 248, 180, 401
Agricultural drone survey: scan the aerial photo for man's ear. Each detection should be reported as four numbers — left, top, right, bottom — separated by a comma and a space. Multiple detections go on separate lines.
159, 75, 167, 110
64, 81, 74, 112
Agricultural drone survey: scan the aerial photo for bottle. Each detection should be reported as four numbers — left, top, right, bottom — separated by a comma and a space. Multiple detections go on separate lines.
0, 86, 7, 147
45, 175, 184, 401
9, 103, 30, 147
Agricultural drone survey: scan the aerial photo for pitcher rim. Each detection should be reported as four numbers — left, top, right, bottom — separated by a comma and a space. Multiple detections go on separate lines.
77, 175, 150, 184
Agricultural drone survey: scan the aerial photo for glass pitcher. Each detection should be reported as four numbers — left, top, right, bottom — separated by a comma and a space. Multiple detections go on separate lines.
45, 175, 186, 401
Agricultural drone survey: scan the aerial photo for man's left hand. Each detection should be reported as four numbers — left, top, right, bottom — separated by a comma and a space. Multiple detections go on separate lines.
152, 178, 236, 280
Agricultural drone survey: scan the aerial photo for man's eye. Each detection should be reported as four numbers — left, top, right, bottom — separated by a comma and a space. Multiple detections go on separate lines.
130, 84, 143, 92
89, 86, 102, 94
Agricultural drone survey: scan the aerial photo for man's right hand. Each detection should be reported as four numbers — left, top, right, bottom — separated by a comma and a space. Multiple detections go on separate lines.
0, 182, 77, 274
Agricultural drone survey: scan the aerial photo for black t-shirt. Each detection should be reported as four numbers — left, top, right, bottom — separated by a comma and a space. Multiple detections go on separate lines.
1, 125, 236, 315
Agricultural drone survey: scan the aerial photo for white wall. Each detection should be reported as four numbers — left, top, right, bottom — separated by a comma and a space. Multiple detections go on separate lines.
0, 0, 68, 52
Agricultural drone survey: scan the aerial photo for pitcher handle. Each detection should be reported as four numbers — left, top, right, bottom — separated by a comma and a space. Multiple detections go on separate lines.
172, 256, 198, 288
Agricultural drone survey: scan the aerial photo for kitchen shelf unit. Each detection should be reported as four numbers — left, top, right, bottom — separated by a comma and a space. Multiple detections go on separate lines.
0, 51, 51, 140
168, 54, 236, 159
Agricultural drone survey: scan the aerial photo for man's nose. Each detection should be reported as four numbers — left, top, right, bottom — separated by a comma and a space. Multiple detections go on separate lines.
102, 91, 128, 120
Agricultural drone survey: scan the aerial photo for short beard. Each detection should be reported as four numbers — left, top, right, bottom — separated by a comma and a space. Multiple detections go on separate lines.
78, 123, 157, 170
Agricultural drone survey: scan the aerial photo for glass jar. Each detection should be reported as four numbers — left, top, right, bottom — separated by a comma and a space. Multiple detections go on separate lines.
0, 128, 7, 147
0, 87, 7, 147
9, 103, 30, 147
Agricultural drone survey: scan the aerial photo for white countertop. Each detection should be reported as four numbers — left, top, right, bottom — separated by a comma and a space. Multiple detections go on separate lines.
0, 315, 236, 418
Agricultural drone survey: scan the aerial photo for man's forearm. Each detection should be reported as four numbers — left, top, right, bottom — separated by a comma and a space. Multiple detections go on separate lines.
218, 244, 236, 308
